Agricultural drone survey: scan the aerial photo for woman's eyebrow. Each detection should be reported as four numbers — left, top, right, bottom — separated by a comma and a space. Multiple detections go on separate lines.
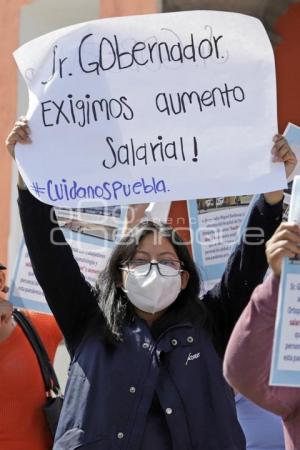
134, 250, 150, 257
157, 252, 178, 258
134, 251, 177, 258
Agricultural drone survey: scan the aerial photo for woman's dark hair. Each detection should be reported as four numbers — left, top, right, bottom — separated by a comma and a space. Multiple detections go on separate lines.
96, 220, 205, 342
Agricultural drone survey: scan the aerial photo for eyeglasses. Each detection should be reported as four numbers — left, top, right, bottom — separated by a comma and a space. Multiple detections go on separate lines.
120, 259, 183, 277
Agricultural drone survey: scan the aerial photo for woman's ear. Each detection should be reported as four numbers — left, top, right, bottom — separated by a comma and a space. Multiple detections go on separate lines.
180, 271, 189, 290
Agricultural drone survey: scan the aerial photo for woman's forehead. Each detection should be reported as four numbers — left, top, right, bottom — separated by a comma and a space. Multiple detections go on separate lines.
136, 233, 176, 254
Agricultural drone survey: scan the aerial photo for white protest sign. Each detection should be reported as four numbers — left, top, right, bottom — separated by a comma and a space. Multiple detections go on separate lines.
14, 11, 285, 207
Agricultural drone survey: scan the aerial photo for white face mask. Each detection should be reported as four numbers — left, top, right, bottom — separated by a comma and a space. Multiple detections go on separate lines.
123, 266, 182, 315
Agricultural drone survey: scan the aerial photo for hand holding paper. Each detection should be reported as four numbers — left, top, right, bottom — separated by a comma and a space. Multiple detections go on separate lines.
266, 222, 300, 276
264, 134, 297, 205
271, 135, 298, 179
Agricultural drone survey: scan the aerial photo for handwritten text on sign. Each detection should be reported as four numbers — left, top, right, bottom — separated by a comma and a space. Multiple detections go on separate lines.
14, 11, 285, 207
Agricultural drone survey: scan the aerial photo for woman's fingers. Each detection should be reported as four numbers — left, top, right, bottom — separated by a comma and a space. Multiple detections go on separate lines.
267, 222, 300, 244
270, 227, 300, 245
266, 223, 300, 276
5, 118, 31, 159
267, 239, 300, 257
271, 134, 297, 178
272, 136, 289, 159
267, 247, 297, 271
14, 127, 29, 142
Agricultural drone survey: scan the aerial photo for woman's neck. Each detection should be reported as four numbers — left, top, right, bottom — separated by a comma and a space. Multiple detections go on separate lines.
134, 307, 167, 326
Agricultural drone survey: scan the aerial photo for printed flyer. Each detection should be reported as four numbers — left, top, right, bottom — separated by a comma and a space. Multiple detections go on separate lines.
9, 204, 126, 313
188, 195, 254, 291
189, 123, 300, 291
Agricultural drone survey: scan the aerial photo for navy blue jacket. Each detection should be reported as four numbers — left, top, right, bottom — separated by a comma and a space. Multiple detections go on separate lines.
18, 190, 282, 450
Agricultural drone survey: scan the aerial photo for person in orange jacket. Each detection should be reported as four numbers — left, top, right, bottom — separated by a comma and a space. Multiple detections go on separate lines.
0, 262, 62, 450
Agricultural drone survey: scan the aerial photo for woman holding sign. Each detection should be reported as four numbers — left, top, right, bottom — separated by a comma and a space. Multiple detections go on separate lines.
6, 119, 296, 450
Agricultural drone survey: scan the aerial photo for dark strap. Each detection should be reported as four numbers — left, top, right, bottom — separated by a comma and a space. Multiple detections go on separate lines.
13, 309, 61, 397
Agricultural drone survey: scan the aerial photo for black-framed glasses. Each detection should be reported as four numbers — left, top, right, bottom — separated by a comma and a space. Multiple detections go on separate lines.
120, 259, 183, 277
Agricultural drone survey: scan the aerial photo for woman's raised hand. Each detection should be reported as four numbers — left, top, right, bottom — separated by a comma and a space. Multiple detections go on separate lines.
266, 222, 300, 276
272, 134, 297, 179
5, 116, 31, 159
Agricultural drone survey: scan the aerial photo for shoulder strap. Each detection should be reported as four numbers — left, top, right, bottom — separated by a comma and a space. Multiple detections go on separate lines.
13, 309, 61, 397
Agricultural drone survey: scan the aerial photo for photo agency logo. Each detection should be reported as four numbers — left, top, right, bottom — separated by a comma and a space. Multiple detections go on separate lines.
49, 198, 122, 247
48, 202, 265, 249
48, 203, 181, 248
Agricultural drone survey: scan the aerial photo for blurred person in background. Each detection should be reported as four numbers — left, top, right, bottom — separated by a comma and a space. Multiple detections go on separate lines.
0, 262, 62, 450
224, 221, 300, 450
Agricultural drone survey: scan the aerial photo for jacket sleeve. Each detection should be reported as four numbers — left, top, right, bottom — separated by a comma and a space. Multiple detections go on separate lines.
18, 188, 100, 353
223, 274, 298, 418
202, 194, 282, 358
